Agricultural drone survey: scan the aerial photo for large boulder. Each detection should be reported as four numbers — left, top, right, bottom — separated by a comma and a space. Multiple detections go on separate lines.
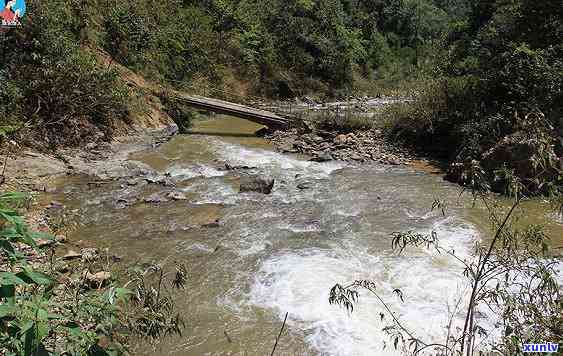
239, 176, 275, 194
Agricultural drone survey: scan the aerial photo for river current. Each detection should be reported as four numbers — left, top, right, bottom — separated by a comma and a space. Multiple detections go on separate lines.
51, 117, 562, 355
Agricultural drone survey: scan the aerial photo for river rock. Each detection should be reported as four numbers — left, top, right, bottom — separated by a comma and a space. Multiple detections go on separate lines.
319, 142, 332, 151
254, 127, 271, 137
167, 191, 188, 201
81, 248, 99, 262
350, 154, 363, 161
334, 134, 348, 145
144, 193, 169, 204
47, 201, 64, 210
311, 151, 333, 162
296, 180, 314, 190
83, 271, 111, 289
202, 219, 221, 228
225, 163, 255, 171
126, 178, 139, 186
346, 133, 357, 143
312, 135, 324, 143
239, 176, 275, 194
31, 183, 56, 193
279, 143, 299, 153
36, 238, 56, 248
144, 175, 173, 186
63, 250, 82, 260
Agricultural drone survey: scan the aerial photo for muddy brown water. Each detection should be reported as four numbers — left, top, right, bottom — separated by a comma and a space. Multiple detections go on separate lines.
48, 116, 562, 355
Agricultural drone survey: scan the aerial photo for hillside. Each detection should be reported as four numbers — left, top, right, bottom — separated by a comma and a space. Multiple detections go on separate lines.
0, 0, 561, 192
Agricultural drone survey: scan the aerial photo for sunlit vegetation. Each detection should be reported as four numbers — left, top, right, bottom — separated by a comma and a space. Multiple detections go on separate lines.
0, 192, 187, 354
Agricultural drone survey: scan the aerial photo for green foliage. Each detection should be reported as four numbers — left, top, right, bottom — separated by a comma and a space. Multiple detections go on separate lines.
0, 0, 131, 147
159, 94, 198, 134
125, 263, 187, 340
383, 0, 562, 194
0, 192, 116, 354
16, 0, 458, 98
104, 4, 155, 67
0, 193, 187, 354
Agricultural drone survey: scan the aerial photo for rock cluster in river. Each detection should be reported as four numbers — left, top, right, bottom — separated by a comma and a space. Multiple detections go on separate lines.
267, 128, 413, 165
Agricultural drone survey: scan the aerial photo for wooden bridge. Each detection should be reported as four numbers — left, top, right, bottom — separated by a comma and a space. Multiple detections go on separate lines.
169, 92, 290, 131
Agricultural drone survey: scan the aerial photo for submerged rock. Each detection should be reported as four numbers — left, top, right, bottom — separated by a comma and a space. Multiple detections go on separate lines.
202, 219, 221, 228
167, 191, 188, 201
144, 193, 169, 204
224, 163, 256, 171
297, 180, 314, 190
239, 176, 275, 194
47, 201, 64, 210
126, 178, 139, 186
310, 151, 333, 162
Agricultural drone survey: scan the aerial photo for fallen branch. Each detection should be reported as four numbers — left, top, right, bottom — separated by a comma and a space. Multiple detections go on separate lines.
270, 312, 289, 356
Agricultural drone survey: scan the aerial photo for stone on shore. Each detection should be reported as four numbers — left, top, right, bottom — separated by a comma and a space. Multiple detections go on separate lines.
239, 176, 275, 194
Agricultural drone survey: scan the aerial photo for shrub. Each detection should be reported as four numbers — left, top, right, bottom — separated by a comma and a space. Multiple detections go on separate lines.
0, 192, 187, 354
103, 4, 155, 67
158, 93, 197, 134
0, 0, 131, 147
0, 192, 119, 354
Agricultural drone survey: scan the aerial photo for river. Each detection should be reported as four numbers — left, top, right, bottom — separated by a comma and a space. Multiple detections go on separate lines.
50, 116, 562, 355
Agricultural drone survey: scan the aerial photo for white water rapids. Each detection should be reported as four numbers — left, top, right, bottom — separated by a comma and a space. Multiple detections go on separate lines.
56, 119, 561, 355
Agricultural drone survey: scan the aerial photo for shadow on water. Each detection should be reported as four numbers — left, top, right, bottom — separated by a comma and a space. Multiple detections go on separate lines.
186, 130, 262, 138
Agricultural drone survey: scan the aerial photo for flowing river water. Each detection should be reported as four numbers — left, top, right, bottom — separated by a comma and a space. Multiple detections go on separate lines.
49, 117, 562, 355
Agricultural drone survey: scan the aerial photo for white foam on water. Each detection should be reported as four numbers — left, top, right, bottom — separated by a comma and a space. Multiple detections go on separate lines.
277, 222, 322, 233
182, 179, 239, 205
227, 226, 272, 256
335, 207, 361, 217
182, 243, 215, 253
167, 164, 226, 179
214, 141, 345, 179
547, 211, 563, 224
247, 219, 480, 356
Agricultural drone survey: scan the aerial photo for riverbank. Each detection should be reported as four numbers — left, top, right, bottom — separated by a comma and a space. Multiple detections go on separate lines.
0, 124, 189, 354
267, 127, 414, 165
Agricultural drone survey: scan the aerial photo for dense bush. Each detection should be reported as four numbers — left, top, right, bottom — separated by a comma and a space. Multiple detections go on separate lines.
0, 0, 131, 147
1, 0, 467, 147
158, 93, 198, 134
81, 0, 457, 97
387, 0, 562, 194
104, 4, 155, 67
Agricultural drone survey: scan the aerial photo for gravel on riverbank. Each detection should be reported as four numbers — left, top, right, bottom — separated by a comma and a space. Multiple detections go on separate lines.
266, 127, 415, 165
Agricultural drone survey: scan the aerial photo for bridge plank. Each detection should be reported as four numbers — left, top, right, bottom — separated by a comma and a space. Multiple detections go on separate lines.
172, 93, 289, 130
